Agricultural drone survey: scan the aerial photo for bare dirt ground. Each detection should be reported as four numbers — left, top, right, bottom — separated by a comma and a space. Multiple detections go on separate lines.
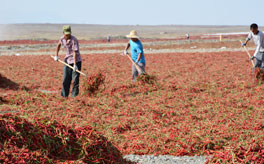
0, 36, 255, 56
0, 24, 251, 40
0, 24, 257, 57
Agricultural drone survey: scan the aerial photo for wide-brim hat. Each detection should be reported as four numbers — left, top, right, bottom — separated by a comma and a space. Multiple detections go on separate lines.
63, 25, 72, 35
126, 30, 139, 39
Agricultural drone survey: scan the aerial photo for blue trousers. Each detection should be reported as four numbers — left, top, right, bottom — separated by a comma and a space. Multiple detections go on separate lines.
61, 62, 82, 97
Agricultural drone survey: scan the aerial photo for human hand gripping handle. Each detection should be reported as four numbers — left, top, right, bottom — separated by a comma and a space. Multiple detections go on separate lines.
50, 55, 87, 77
124, 50, 128, 55
126, 55, 144, 74
73, 64, 78, 72
54, 56, 59, 61
120, 51, 144, 74
239, 40, 254, 66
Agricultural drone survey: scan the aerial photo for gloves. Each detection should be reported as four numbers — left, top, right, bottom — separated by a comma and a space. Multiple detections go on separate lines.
135, 61, 139, 64
124, 50, 128, 55
241, 43, 246, 47
54, 56, 59, 61
250, 56, 255, 61
73, 65, 78, 72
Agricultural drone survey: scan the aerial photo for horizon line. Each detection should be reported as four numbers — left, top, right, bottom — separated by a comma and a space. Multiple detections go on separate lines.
0, 23, 253, 27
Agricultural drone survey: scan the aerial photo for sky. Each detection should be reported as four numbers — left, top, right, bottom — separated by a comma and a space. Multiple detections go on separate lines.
1, 0, 264, 26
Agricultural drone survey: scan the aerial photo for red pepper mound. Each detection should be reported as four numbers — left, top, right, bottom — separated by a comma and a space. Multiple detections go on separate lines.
0, 114, 129, 163
208, 143, 264, 163
83, 71, 105, 96
254, 68, 264, 81
137, 73, 157, 85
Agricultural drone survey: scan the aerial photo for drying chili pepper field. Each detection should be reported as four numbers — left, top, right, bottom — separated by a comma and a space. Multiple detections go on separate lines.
1, 37, 264, 163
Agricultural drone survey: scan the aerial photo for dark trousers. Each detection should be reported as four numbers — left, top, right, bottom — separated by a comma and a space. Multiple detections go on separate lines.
61, 62, 82, 97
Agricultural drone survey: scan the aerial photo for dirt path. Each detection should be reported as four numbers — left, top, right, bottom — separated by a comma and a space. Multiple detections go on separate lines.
0, 38, 255, 56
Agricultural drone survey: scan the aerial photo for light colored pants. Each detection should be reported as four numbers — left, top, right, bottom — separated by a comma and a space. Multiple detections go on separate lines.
132, 62, 145, 82
252, 53, 264, 71
252, 53, 264, 80
253, 57, 264, 69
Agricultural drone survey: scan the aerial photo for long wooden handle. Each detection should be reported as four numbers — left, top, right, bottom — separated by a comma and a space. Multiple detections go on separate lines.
240, 40, 254, 66
126, 55, 144, 74
51, 56, 87, 77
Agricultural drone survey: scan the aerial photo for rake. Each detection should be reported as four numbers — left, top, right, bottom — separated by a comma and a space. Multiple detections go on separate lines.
50, 55, 87, 77
239, 41, 264, 81
240, 40, 254, 66
120, 53, 145, 74
127, 55, 145, 74
120, 53, 158, 84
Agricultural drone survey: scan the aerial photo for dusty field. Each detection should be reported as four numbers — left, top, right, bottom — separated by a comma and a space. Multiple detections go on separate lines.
0, 34, 255, 56
0, 24, 251, 40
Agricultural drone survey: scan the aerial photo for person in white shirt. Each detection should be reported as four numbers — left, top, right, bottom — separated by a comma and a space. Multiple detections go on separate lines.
186, 33, 190, 39
107, 35, 111, 43
242, 23, 264, 70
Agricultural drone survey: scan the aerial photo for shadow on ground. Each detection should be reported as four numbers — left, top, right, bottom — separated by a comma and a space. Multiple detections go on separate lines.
0, 73, 30, 92
0, 97, 8, 105
0, 73, 20, 90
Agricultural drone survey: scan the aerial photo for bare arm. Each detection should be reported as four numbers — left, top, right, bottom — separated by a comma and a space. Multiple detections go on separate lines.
73, 51, 77, 65
125, 42, 130, 51
136, 53, 142, 62
244, 39, 250, 45
56, 41, 61, 57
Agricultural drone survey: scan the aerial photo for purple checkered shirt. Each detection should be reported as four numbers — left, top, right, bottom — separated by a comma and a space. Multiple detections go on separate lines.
60, 35, 82, 64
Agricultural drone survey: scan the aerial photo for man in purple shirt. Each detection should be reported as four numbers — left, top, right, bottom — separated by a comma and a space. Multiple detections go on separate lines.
53, 25, 82, 97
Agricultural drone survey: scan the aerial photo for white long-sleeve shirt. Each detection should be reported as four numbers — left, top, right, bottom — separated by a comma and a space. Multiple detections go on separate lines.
247, 31, 264, 60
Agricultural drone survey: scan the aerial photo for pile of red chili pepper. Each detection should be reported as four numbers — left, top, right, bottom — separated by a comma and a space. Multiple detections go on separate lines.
254, 68, 264, 81
83, 71, 105, 96
208, 142, 264, 163
0, 114, 128, 163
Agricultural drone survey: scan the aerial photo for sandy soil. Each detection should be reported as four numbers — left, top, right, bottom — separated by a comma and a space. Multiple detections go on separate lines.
0, 37, 256, 56
0, 24, 251, 40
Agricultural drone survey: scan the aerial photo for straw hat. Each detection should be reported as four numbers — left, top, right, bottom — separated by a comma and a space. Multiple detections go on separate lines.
126, 30, 139, 39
